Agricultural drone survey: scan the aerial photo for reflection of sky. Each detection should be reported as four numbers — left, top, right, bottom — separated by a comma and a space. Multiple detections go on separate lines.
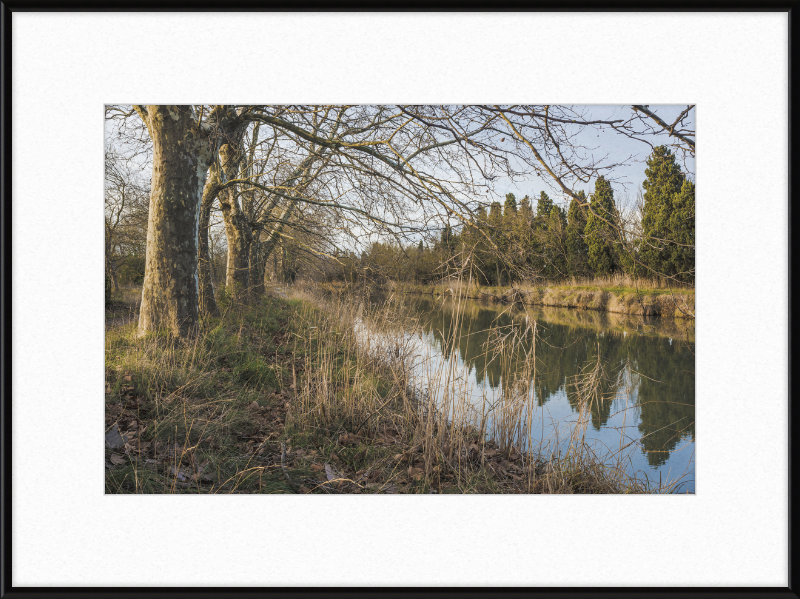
355, 302, 695, 493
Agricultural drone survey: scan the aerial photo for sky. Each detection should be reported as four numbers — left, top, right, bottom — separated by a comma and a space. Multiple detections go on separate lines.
105, 104, 696, 250
489, 104, 696, 213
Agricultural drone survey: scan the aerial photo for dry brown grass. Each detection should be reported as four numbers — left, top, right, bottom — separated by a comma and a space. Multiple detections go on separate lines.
105, 281, 688, 494
286, 284, 685, 494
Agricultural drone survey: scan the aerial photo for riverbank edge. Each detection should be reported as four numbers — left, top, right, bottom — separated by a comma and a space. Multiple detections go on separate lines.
105, 288, 542, 494
104, 286, 682, 494
284, 289, 673, 494
385, 282, 695, 320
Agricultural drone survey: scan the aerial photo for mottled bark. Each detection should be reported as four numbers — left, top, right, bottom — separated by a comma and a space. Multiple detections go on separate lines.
249, 238, 266, 297
219, 138, 253, 302
198, 163, 221, 318
260, 197, 299, 284
134, 105, 219, 337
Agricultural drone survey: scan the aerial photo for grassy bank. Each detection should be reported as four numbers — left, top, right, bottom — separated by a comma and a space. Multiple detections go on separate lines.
105, 284, 682, 494
376, 275, 695, 319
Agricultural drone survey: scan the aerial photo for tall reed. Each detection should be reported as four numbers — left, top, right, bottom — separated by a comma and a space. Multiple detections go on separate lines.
288, 276, 689, 494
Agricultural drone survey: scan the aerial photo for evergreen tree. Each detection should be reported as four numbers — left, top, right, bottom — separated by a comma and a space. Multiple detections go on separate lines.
515, 195, 535, 270
640, 145, 688, 277
565, 191, 591, 277
536, 191, 553, 219
488, 201, 503, 222
584, 177, 620, 276
504, 192, 518, 216
546, 204, 568, 278
665, 179, 695, 282
518, 195, 533, 226
470, 206, 492, 285
441, 223, 453, 250
488, 201, 504, 284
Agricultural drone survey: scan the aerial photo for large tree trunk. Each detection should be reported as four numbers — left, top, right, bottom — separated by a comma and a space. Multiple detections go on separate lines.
198, 163, 221, 318
104, 237, 120, 292
134, 105, 218, 337
249, 238, 266, 297
260, 196, 300, 284
218, 139, 253, 302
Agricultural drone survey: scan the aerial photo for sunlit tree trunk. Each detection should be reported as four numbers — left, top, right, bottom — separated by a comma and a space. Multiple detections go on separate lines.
259, 189, 303, 285
218, 139, 253, 302
249, 237, 266, 296
198, 163, 221, 318
133, 105, 219, 337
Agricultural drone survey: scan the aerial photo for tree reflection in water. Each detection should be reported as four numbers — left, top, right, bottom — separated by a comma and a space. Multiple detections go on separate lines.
410, 296, 694, 470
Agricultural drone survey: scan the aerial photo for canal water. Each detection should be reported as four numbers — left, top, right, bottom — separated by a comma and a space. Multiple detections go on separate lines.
374, 294, 695, 492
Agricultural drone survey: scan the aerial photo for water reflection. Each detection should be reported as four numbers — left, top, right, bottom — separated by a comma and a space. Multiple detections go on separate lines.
402, 296, 695, 484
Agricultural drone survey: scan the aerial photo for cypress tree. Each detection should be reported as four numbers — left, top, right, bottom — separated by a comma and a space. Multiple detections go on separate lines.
488, 202, 505, 284
640, 145, 687, 276
512, 196, 535, 274
665, 179, 695, 282
584, 177, 620, 276
470, 205, 491, 285
547, 205, 568, 278
489, 201, 503, 222
518, 195, 533, 226
504, 192, 518, 216
441, 223, 453, 250
565, 191, 590, 277
536, 191, 553, 220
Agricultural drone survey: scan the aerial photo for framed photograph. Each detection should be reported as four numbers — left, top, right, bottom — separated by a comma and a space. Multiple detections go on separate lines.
3, 5, 791, 594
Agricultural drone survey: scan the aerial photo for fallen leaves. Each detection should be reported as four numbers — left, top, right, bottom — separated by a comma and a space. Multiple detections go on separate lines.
407, 466, 424, 481
105, 423, 126, 449
324, 463, 341, 482
338, 432, 362, 446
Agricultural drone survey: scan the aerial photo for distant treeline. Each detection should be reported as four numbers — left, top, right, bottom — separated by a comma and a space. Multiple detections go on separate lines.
325, 146, 694, 287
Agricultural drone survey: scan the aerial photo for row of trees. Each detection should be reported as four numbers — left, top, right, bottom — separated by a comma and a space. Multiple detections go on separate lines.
105, 105, 696, 337
328, 146, 694, 286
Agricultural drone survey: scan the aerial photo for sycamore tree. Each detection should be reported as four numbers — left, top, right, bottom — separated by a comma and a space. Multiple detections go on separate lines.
111, 105, 248, 337
105, 104, 696, 337
106, 104, 528, 337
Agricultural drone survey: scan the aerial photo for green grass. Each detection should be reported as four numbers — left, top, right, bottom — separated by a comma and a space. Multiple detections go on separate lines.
105, 293, 300, 494
106, 285, 680, 494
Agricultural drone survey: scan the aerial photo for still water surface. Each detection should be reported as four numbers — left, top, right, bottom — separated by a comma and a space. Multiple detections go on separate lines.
378, 295, 695, 492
